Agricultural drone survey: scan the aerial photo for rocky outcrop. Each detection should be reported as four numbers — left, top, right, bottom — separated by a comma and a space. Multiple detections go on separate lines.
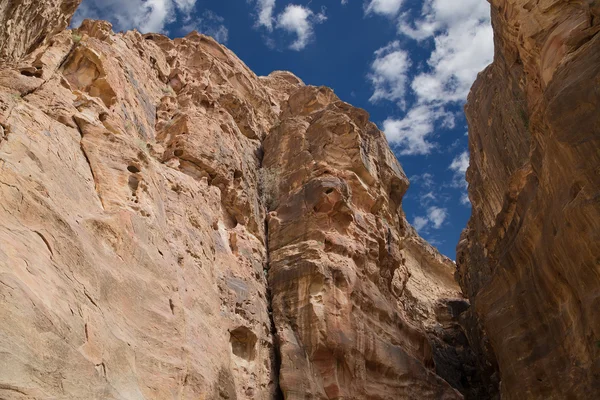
0, 0, 82, 64
0, 3, 483, 400
0, 19, 281, 400
458, 1, 600, 399
263, 86, 466, 399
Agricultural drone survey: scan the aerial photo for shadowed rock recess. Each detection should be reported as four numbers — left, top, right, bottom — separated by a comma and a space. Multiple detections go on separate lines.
0, 1, 597, 400
457, 0, 600, 399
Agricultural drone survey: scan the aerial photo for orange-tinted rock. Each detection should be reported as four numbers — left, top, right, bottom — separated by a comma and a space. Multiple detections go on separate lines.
0, 0, 82, 63
0, 18, 281, 400
458, 1, 600, 399
263, 86, 466, 399
1, 5, 487, 400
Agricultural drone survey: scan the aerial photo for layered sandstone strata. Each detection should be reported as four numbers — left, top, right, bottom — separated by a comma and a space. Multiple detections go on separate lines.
0, 2, 479, 400
263, 86, 465, 399
458, 0, 600, 399
0, 0, 82, 63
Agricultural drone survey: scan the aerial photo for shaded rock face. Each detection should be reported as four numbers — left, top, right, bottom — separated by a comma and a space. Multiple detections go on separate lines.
458, 1, 600, 399
0, 4, 483, 400
0, 0, 82, 63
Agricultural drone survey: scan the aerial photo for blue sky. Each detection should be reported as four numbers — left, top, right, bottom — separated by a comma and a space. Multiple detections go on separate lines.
72, 0, 494, 258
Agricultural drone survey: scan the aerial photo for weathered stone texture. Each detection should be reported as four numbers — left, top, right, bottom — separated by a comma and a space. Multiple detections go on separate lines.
458, 1, 600, 399
263, 86, 466, 399
0, 18, 280, 400
0, 4, 477, 400
0, 0, 82, 64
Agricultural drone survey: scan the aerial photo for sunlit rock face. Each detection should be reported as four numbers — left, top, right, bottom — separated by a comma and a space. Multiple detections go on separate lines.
263, 85, 467, 399
0, 2, 483, 399
458, 1, 600, 399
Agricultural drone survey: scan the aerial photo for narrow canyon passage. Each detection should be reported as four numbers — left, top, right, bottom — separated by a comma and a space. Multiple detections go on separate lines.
0, 1, 598, 399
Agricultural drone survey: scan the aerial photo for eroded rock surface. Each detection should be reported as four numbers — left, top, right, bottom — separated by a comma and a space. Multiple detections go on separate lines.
0, 0, 82, 64
458, 1, 600, 399
263, 86, 468, 399
0, 18, 280, 400
0, 3, 485, 400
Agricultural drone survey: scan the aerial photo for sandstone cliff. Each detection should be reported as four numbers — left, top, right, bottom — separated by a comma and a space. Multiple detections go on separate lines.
0, 1, 483, 399
0, 0, 81, 63
458, 0, 600, 399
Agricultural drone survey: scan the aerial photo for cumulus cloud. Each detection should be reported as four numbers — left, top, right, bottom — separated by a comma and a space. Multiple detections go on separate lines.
252, 0, 276, 31
369, 41, 411, 104
367, 0, 493, 155
174, 0, 196, 15
72, 0, 198, 33
428, 206, 448, 228
449, 151, 469, 175
366, 0, 404, 17
277, 5, 327, 51
413, 216, 429, 232
411, 172, 435, 188
249, 2, 327, 50
413, 206, 448, 232
400, 0, 493, 104
383, 105, 454, 155
420, 191, 436, 204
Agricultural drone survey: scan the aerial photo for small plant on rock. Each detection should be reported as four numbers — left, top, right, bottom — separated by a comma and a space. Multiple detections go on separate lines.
71, 32, 83, 43
258, 168, 279, 211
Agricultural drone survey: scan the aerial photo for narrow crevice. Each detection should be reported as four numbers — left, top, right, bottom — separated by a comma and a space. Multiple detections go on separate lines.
72, 117, 106, 210
33, 230, 53, 257
264, 214, 284, 400
0, 122, 8, 145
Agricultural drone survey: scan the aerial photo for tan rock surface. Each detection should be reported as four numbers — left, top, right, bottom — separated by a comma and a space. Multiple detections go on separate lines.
0, 18, 280, 400
0, 0, 82, 64
0, 3, 486, 400
263, 86, 466, 399
458, 1, 600, 399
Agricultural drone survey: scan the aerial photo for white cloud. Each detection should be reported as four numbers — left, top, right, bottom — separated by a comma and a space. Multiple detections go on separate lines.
428, 206, 447, 228
277, 5, 326, 51
253, 0, 276, 31
449, 150, 470, 205
412, 206, 448, 232
383, 105, 454, 155
72, 0, 198, 33
366, 0, 404, 17
411, 172, 435, 188
368, 41, 411, 104
367, 0, 493, 159
413, 216, 429, 232
174, 0, 197, 15
449, 151, 469, 175
460, 193, 470, 205
183, 10, 229, 43
421, 191, 436, 203
400, 0, 493, 104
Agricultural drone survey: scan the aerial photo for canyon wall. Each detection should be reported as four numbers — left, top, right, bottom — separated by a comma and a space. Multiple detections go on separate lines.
458, 0, 600, 399
0, 1, 483, 399
0, 0, 81, 63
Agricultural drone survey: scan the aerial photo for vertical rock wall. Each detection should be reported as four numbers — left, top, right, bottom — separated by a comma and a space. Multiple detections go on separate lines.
263, 86, 465, 399
458, 1, 600, 398
0, 0, 82, 63
0, 2, 482, 399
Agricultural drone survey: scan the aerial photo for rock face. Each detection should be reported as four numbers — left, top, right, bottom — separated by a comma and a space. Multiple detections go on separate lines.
0, 0, 82, 63
458, 1, 600, 399
263, 86, 464, 399
0, 3, 481, 400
